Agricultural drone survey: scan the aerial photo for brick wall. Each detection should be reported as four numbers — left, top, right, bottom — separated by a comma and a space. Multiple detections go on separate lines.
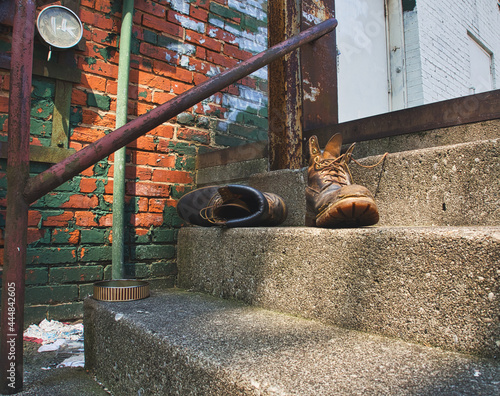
404, 0, 500, 105
0, 0, 268, 324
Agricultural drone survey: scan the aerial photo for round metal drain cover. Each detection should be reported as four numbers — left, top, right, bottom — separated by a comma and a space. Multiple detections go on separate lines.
93, 280, 150, 302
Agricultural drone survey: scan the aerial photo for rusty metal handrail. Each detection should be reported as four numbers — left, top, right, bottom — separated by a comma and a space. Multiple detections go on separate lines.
24, 18, 338, 204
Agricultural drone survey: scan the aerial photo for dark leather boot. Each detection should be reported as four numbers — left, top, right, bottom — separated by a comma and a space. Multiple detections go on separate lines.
306, 134, 379, 228
177, 184, 287, 227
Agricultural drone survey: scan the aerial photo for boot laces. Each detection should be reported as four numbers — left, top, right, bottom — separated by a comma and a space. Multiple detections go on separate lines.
313, 144, 388, 186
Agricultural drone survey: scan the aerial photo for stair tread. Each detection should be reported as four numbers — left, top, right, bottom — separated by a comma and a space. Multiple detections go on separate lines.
85, 290, 500, 395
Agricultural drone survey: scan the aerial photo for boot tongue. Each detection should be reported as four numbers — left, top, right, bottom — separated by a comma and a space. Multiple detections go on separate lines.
214, 187, 252, 219
322, 133, 342, 159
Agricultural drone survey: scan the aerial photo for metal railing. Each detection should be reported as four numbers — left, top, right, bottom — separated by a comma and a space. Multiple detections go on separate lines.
0, 2, 337, 390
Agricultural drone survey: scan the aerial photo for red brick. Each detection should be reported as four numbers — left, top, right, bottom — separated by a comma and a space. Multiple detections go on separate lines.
135, 0, 167, 17
71, 126, 106, 143
149, 198, 167, 212
126, 182, 170, 197
178, 127, 209, 144
127, 135, 157, 151
43, 211, 74, 227
150, 124, 175, 139
0, 95, 9, 113
152, 61, 193, 83
98, 214, 113, 227
80, 8, 118, 31
151, 169, 193, 184
80, 0, 95, 7
133, 9, 143, 25
28, 211, 42, 227
27, 229, 47, 245
136, 102, 155, 116
90, 28, 119, 46
133, 151, 176, 167
190, 7, 208, 22
186, 30, 221, 52
137, 70, 171, 90
142, 14, 183, 37
75, 212, 98, 227
192, 0, 210, 10
60, 195, 99, 209
196, 46, 206, 60
80, 178, 97, 193
207, 51, 238, 69
241, 76, 257, 89
224, 43, 252, 61
193, 72, 209, 85
82, 109, 116, 128
81, 73, 107, 92
95, 0, 120, 15
130, 213, 164, 227
78, 57, 119, 79
167, 12, 204, 33
171, 80, 193, 95
88, 42, 119, 63
72, 89, 87, 106
152, 91, 176, 105
125, 165, 153, 181
210, 27, 237, 44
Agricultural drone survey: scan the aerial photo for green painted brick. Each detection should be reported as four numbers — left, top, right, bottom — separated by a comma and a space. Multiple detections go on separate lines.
50, 265, 103, 284
132, 245, 175, 261
168, 141, 197, 156
143, 29, 158, 44
124, 263, 150, 279
163, 206, 184, 228
27, 247, 77, 265
26, 268, 49, 285
79, 245, 112, 262
48, 302, 84, 321
152, 228, 176, 243
24, 305, 48, 327
31, 99, 54, 119
26, 285, 79, 305
79, 283, 95, 300
30, 118, 53, 137
210, 3, 241, 20
81, 229, 109, 244
151, 261, 177, 277
103, 265, 112, 280
32, 78, 55, 99
70, 106, 83, 125
131, 230, 151, 244
176, 112, 196, 126
214, 134, 247, 147
87, 93, 111, 111
242, 15, 266, 33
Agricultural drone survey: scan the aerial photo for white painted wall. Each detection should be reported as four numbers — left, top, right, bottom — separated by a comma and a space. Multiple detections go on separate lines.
336, 0, 390, 122
404, 0, 499, 106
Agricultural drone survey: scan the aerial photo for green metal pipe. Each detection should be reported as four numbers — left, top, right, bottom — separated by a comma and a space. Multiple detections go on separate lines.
112, 0, 134, 280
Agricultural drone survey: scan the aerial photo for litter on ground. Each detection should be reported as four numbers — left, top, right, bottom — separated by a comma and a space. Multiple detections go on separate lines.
23, 319, 85, 368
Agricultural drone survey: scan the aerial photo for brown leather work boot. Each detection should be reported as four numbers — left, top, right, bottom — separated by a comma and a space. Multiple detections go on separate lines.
177, 184, 287, 227
306, 134, 380, 228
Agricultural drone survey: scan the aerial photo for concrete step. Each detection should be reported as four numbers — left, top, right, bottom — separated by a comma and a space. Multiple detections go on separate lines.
177, 226, 500, 358
250, 138, 500, 226
84, 290, 500, 395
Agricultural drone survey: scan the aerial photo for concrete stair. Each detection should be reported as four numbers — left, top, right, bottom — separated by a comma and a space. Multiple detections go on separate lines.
85, 136, 500, 394
84, 290, 499, 395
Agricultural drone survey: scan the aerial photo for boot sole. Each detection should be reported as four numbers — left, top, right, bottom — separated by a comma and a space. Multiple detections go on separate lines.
315, 196, 379, 228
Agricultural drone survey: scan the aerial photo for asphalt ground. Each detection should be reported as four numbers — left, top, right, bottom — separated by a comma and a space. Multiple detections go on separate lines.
1, 340, 110, 396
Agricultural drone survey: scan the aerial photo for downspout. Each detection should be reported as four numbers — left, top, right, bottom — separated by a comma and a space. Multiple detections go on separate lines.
112, 0, 134, 280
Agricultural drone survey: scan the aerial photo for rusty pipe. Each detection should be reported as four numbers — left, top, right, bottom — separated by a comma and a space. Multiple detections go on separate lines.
0, 0, 37, 393
23, 18, 338, 204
